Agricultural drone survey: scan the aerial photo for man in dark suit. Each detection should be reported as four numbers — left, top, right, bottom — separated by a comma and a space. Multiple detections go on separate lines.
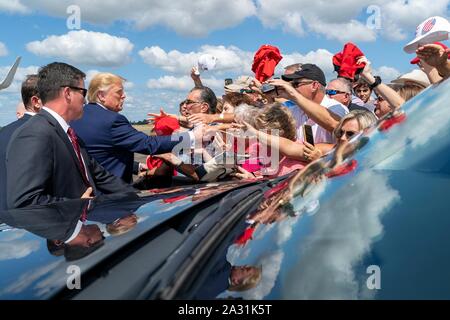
71, 73, 192, 183
0, 74, 42, 210
5, 62, 135, 209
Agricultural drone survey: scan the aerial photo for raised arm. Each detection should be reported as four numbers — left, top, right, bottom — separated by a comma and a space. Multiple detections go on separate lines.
358, 57, 405, 110
266, 79, 340, 132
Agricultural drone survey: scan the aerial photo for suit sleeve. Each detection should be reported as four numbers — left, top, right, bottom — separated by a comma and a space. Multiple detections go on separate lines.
6, 127, 68, 208
88, 155, 137, 194
110, 114, 181, 155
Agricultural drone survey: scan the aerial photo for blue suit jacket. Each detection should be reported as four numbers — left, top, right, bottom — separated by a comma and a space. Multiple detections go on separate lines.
71, 103, 182, 183
0, 114, 32, 210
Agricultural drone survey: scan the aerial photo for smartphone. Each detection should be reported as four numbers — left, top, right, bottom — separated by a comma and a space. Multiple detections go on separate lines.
261, 83, 276, 93
303, 125, 314, 146
224, 78, 233, 86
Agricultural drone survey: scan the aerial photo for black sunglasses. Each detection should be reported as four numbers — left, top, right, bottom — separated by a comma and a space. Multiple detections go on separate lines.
336, 129, 357, 139
61, 85, 88, 98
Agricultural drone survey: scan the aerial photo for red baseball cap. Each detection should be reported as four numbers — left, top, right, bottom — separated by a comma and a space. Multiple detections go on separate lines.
410, 42, 449, 64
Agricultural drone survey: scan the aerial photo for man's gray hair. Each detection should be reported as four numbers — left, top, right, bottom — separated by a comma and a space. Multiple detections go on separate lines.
234, 103, 260, 127
329, 78, 352, 94
284, 63, 302, 73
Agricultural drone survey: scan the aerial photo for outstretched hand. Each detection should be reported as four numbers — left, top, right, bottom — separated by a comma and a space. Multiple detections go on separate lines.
147, 108, 178, 123
416, 44, 449, 69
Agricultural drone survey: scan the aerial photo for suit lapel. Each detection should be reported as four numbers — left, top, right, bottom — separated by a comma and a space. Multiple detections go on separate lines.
39, 110, 91, 184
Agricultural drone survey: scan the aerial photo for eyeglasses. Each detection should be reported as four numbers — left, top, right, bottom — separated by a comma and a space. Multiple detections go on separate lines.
326, 89, 349, 96
336, 129, 358, 139
292, 81, 313, 88
375, 95, 385, 102
61, 85, 88, 98
183, 99, 202, 107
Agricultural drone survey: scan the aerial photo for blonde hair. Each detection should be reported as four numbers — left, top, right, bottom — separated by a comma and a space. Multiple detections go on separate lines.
87, 72, 125, 103
255, 103, 297, 141
396, 84, 424, 101
228, 266, 262, 292
106, 219, 137, 236
333, 110, 377, 138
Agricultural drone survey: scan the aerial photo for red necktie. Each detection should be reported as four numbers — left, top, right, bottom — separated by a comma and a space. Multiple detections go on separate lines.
67, 127, 91, 187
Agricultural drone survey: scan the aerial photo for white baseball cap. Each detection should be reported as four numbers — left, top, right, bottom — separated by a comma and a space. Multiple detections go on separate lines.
404, 16, 450, 53
197, 54, 218, 72
390, 69, 431, 88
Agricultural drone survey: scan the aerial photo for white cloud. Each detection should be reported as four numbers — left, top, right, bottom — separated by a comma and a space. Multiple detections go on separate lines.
142, 45, 402, 91
16, 0, 256, 37
373, 66, 401, 82
0, 230, 40, 261
1, 260, 61, 296
0, 42, 8, 56
141, 45, 336, 81
26, 30, 134, 67
146, 75, 223, 92
0, 0, 29, 13
309, 19, 377, 43
283, 170, 400, 299
139, 45, 253, 75
256, 0, 450, 42
380, 0, 450, 41
256, 0, 377, 42
3, 0, 450, 42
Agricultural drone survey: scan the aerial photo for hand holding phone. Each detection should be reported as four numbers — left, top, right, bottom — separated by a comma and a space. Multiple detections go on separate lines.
303, 125, 314, 146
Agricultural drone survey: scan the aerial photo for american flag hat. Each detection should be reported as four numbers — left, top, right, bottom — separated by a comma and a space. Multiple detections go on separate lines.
404, 16, 450, 53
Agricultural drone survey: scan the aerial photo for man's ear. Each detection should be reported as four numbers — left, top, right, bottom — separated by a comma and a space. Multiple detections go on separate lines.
201, 102, 209, 113
97, 91, 105, 104
30, 96, 42, 112
62, 86, 72, 102
311, 81, 320, 93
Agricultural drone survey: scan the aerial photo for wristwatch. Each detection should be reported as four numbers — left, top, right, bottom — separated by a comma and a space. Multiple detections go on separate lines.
369, 76, 382, 90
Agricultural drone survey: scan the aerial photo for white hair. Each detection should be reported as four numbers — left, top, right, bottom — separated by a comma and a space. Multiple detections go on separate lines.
234, 103, 260, 127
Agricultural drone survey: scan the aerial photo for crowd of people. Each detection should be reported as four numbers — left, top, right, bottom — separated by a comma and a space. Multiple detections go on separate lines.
0, 16, 449, 214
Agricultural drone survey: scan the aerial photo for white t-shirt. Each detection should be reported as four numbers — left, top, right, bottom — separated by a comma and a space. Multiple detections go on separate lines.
285, 96, 349, 144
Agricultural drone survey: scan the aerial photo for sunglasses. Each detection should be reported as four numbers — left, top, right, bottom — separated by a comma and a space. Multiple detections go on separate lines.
61, 85, 88, 98
336, 129, 358, 139
326, 89, 349, 96
240, 89, 255, 94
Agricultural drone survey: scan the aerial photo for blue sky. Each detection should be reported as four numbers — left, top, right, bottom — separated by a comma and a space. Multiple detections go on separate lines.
0, 0, 449, 126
